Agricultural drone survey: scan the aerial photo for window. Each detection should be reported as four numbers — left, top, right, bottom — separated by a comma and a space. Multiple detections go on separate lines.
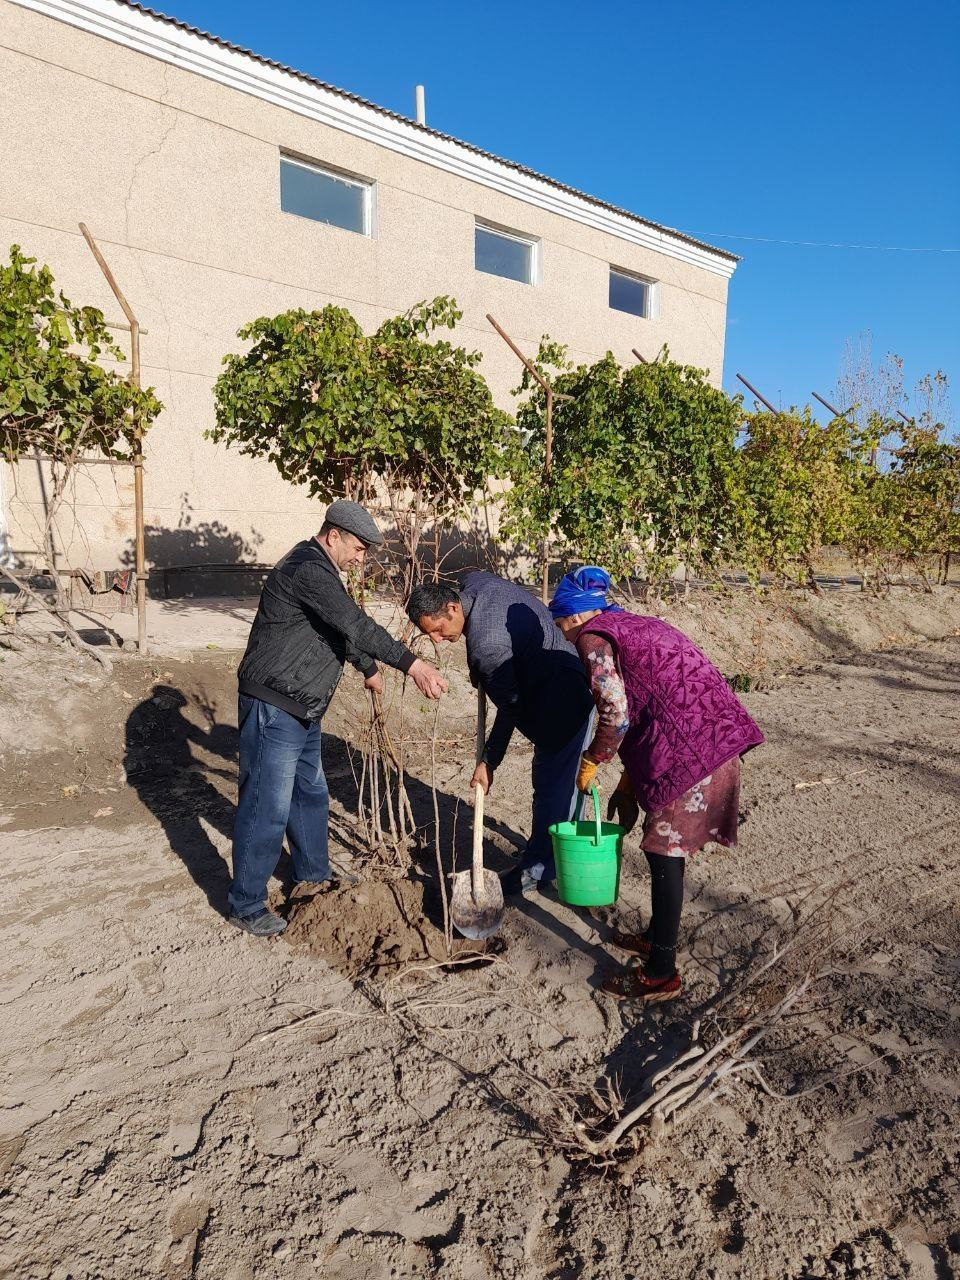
609, 267, 656, 319
475, 221, 538, 284
280, 155, 373, 236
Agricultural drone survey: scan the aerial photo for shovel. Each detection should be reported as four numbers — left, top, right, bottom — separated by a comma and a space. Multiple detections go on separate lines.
450, 688, 504, 941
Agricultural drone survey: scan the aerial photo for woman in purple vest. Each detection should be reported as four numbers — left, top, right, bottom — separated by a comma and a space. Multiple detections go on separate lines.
549, 566, 763, 1003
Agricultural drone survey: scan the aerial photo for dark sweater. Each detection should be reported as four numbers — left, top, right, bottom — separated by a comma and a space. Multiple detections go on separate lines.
459, 571, 593, 768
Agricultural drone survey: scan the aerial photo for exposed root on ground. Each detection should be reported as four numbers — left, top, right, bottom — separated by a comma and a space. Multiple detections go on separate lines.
518, 861, 960, 1172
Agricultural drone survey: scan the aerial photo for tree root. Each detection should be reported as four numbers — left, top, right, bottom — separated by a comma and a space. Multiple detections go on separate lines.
543, 976, 819, 1164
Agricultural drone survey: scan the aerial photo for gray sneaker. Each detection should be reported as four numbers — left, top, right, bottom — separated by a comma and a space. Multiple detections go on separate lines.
229, 909, 287, 937
500, 862, 547, 898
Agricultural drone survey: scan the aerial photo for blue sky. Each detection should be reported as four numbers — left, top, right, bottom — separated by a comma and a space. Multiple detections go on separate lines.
160, 0, 958, 424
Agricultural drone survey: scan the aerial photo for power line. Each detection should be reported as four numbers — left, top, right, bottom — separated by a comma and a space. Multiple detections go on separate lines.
684, 231, 960, 253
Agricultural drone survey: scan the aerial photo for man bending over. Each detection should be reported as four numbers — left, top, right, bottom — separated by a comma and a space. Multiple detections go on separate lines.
407, 572, 592, 895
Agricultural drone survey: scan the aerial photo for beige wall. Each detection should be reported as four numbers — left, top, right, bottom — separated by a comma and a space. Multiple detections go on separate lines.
0, 0, 731, 573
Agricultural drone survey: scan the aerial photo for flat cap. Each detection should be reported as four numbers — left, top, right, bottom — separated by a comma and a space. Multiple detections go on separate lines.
324, 499, 383, 547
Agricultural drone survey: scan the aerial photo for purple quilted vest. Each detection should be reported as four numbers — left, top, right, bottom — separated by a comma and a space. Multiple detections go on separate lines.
580, 611, 764, 812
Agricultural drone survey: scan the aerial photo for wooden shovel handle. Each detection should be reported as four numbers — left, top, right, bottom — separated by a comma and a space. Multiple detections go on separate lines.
472, 781, 485, 896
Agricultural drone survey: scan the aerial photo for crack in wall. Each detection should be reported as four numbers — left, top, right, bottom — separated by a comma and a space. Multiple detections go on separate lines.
121, 62, 177, 408
122, 63, 176, 250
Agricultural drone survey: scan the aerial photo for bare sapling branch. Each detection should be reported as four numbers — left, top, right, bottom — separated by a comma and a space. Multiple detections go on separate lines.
429, 701, 452, 957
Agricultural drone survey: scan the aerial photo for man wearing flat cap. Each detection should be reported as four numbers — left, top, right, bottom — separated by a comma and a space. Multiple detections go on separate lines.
228, 501, 448, 936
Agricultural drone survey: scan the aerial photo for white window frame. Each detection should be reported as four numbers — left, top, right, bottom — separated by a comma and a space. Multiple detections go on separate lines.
279, 153, 376, 237
609, 265, 659, 320
474, 218, 541, 285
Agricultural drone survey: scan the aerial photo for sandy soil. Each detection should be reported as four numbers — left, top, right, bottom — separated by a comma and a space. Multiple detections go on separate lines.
1, 590, 959, 1279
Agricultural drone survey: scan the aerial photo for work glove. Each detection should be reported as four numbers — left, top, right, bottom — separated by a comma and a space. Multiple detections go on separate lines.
607, 772, 640, 833
576, 755, 599, 793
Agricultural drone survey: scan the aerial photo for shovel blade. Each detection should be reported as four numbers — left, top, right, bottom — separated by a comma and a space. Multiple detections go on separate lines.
450, 868, 505, 940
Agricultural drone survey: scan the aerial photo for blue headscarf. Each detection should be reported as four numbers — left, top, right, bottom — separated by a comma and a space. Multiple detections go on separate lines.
548, 566, 622, 619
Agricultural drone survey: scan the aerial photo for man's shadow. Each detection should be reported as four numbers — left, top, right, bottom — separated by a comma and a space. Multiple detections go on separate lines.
124, 685, 237, 915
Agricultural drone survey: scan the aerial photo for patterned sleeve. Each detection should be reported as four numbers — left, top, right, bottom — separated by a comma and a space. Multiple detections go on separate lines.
577, 633, 630, 763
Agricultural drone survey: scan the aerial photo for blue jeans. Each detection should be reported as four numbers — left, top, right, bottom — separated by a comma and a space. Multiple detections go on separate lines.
522, 718, 591, 879
229, 695, 331, 919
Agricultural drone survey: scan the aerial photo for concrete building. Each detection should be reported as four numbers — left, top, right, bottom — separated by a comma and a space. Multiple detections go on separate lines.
0, 0, 737, 579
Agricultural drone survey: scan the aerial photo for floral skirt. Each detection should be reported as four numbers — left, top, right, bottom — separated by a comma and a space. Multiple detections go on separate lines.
640, 755, 741, 859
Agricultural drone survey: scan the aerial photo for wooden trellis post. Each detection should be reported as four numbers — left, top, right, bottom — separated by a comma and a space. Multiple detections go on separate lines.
486, 314, 572, 603
79, 223, 148, 652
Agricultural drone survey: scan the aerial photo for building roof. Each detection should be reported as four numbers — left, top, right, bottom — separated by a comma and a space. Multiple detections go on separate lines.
98, 0, 739, 269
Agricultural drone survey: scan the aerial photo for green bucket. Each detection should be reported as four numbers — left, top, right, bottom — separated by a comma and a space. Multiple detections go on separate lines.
550, 785, 623, 907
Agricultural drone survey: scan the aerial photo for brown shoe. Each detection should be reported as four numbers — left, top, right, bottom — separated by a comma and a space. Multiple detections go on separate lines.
601, 969, 682, 1002
609, 929, 652, 957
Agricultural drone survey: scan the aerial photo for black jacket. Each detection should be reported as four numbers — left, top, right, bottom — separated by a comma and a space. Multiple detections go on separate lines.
238, 539, 415, 721
459, 571, 593, 768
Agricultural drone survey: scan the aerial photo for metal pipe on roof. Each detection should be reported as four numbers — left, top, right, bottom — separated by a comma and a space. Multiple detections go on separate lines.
415, 85, 426, 126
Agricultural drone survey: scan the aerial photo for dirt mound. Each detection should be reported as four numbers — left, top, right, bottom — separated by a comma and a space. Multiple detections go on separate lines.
284, 878, 501, 976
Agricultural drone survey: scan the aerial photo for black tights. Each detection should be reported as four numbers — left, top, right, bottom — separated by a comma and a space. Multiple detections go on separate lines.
643, 851, 685, 978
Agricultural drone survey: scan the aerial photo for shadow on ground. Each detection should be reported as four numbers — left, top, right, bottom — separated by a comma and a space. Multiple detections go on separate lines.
124, 685, 237, 916
123, 681, 529, 928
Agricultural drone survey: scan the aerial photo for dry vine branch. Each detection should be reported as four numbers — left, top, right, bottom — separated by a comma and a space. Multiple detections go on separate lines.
1, 426, 119, 671
0, 562, 111, 673
546, 973, 821, 1164
535, 856, 959, 1167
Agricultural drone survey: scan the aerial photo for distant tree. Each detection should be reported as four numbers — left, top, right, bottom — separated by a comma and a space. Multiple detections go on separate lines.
210, 297, 513, 594
0, 245, 161, 664
502, 344, 743, 590
736, 408, 870, 587
836, 333, 904, 445
852, 407, 960, 589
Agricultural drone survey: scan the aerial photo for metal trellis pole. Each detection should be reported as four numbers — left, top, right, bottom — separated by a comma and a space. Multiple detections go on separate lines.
735, 372, 778, 415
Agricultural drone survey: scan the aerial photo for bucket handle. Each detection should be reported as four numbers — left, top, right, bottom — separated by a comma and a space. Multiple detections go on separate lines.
573, 785, 603, 846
